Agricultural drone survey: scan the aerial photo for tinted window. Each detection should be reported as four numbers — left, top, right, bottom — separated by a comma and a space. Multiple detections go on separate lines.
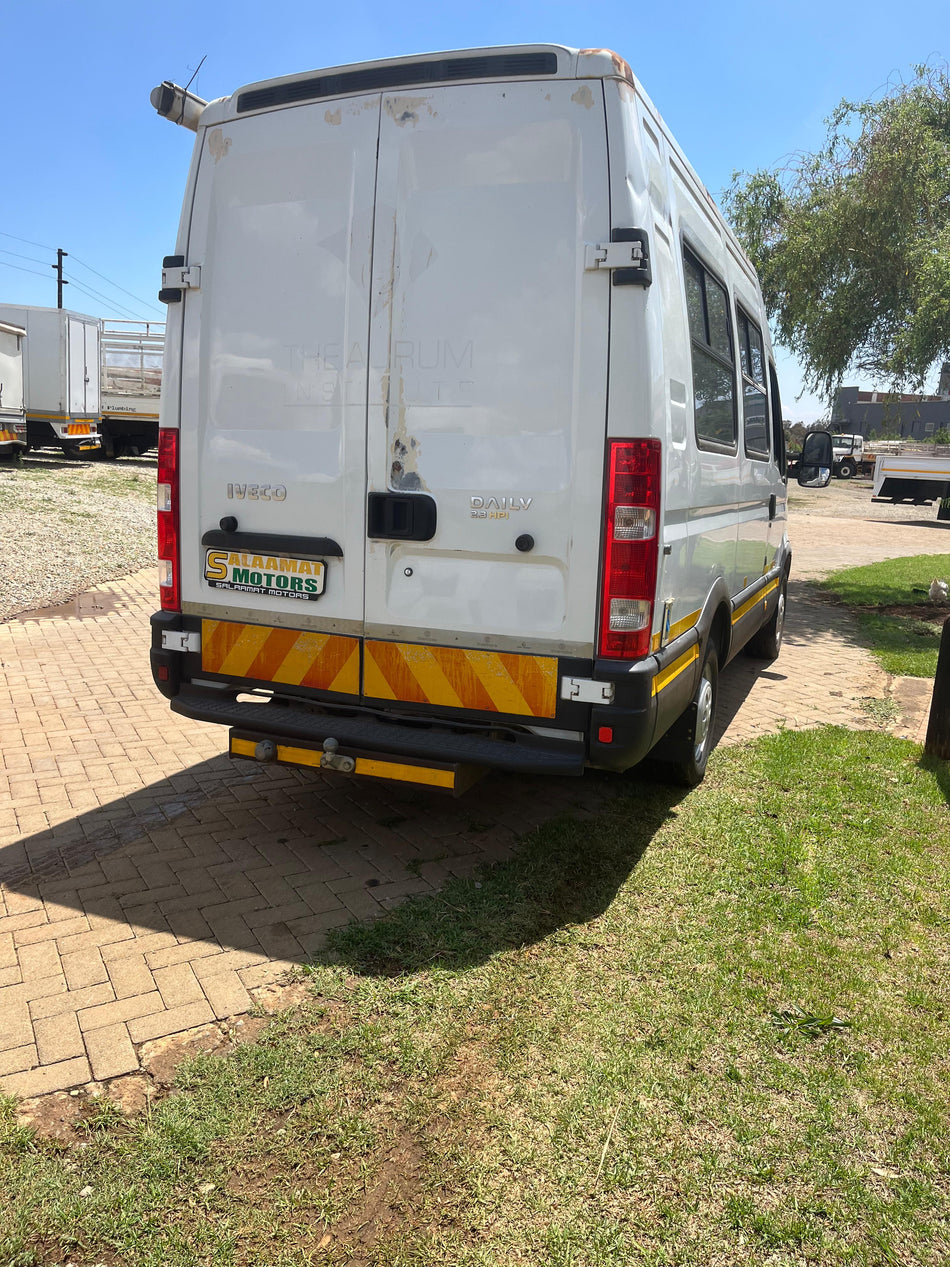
768, 362, 787, 478
737, 306, 769, 460
705, 278, 732, 360
684, 247, 736, 451
684, 256, 705, 341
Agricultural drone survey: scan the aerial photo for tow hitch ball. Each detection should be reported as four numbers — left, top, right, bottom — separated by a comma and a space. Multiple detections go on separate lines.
320, 737, 355, 773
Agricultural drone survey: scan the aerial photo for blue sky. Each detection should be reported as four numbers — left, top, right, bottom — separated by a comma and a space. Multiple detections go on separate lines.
1, 0, 945, 420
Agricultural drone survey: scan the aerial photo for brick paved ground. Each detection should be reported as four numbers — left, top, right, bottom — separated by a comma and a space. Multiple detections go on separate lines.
1, 490, 945, 1097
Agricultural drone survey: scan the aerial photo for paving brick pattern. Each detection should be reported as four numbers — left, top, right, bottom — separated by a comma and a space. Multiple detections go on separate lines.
0, 499, 942, 1097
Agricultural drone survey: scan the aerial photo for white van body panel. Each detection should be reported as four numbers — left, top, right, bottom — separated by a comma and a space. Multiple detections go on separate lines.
363, 80, 609, 653
177, 96, 379, 633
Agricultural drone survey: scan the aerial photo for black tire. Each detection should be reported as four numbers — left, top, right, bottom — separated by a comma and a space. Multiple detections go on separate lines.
744, 575, 788, 661
837, 460, 855, 479
654, 644, 719, 788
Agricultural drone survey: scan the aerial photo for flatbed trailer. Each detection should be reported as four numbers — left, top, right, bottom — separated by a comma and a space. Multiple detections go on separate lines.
99, 320, 164, 457
872, 447, 950, 519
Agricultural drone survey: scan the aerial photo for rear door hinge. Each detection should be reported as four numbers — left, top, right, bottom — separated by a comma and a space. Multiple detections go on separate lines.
585, 229, 652, 287
560, 677, 616, 704
159, 255, 201, 304
161, 629, 201, 653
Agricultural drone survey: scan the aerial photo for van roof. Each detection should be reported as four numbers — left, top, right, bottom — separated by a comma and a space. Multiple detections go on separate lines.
201, 45, 634, 125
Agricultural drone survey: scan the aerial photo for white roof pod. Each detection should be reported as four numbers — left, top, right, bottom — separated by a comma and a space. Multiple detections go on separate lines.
150, 81, 209, 132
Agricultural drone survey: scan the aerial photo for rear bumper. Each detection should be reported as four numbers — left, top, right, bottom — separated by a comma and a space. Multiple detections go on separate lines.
169, 683, 587, 776
150, 609, 668, 777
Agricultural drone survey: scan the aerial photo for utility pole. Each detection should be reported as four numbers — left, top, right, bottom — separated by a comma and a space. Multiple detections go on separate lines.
52, 249, 68, 308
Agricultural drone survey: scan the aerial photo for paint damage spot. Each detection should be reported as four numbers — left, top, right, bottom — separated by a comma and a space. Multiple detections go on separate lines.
571, 86, 595, 110
579, 48, 635, 85
207, 128, 232, 163
384, 96, 431, 128
324, 108, 342, 126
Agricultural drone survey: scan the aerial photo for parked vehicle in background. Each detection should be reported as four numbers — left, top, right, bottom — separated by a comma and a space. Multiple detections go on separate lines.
831, 433, 866, 479
99, 320, 165, 457
150, 43, 818, 794
0, 305, 100, 456
872, 445, 950, 519
0, 319, 27, 458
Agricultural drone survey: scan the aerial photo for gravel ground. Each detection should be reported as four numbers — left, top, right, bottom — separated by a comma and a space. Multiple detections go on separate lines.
0, 457, 945, 623
0, 452, 156, 621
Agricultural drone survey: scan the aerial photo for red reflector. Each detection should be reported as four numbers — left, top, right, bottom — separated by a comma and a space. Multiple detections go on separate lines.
157, 664, 170, 682
598, 439, 661, 660
597, 726, 613, 744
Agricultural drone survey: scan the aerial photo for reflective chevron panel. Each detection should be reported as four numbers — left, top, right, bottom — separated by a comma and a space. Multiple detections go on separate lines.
200, 620, 360, 695
363, 640, 558, 718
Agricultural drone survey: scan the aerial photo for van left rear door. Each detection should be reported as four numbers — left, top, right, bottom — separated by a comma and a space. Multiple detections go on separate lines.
177, 97, 381, 685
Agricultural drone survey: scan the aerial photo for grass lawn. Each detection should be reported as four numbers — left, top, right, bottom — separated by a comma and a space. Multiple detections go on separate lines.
820, 554, 950, 676
2, 728, 949, 1266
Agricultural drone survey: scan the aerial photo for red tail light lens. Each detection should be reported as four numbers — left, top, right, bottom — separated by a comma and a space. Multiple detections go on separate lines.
157, 427, 180, 612
598, 439, 661, 660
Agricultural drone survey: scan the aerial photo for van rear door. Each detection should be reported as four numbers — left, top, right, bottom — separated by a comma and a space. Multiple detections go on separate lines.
363, 80, 611, 668
178, 77, 610, 711
177, 98, 380, 655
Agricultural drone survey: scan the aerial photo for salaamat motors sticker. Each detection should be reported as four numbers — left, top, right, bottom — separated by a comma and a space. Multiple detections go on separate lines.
204, 550, 326, 601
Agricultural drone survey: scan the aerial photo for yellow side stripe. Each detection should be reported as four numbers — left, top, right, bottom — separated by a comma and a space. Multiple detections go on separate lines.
652, 645, 698, 697
732, 578, 779, 625
652, 608, 701, 652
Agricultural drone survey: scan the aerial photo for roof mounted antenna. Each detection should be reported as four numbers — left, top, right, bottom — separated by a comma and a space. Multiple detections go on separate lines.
150, 81, 208, 131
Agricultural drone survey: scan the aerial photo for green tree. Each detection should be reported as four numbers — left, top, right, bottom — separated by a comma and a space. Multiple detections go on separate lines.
726, 66, 950, 401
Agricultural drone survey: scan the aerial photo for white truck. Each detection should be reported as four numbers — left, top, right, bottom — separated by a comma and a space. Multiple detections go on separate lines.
148, 44, 826, 793
0, 319, 27, 457
831, 433, 866, 479
0, 305, 100, 456
99, 320, 165, 457
872, 447, 950, 519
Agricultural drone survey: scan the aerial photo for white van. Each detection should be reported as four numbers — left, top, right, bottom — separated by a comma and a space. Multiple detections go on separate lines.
150, 45, 796, 792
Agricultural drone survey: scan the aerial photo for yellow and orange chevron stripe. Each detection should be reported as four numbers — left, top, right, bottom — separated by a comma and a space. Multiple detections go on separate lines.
199, 621, 558, 718
201, 620, 360, 695
364, 640, 557, 718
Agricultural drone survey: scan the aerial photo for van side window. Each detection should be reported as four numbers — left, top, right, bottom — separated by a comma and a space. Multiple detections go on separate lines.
736, 308, 769, 460
768, 361, 787, 478
683, 248, 737, 452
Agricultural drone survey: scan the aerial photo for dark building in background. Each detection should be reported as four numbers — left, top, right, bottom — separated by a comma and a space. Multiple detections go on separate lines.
832, 363, 950, 439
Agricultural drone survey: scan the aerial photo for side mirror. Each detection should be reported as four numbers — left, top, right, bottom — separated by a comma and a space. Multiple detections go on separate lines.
798, 431, 833, 488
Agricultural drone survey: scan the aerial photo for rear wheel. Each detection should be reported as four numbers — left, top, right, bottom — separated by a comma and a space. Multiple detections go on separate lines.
653, 644, 719, 787
744, 575, 787, 661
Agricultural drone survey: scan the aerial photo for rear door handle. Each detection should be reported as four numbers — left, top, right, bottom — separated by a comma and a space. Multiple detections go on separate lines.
367, 492, 437, 541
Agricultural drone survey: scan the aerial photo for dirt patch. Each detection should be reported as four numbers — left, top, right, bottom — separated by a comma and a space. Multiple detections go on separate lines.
876, 603, 950, 625
15, 1090, 87, 1143
106, 1072, 156, 1116
333, 1134, 425, 1251
249, 978, 316, 1015
140, 1022, 236, 1088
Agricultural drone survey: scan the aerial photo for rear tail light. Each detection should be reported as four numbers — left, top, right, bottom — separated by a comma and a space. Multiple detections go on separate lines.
157, 428, 180, 612
598, 438, 661, 660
